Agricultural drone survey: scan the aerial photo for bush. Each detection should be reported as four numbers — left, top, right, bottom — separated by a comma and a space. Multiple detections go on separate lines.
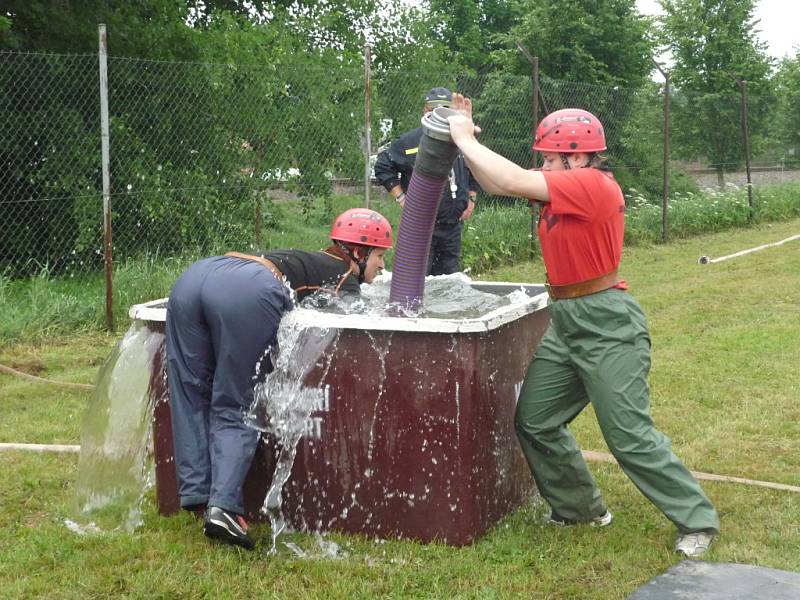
624, 182, 800, 244
462, 203, 534, 274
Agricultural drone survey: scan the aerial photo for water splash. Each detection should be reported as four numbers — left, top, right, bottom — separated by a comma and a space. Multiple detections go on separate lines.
245, 311, 338, 553
70, 321, 163, 534
282, 532, 346, 560
335, 272, 515, 319
314, 532, 345, 559
364, 330, 391, 464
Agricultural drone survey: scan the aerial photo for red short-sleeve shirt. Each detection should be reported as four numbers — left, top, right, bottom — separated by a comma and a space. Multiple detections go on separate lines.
538, 168, 628, 288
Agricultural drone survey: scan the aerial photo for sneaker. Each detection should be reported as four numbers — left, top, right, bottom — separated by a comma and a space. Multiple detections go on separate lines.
204, 506, 255, 550
675, 530, 716, 558
548, 509, 613, 528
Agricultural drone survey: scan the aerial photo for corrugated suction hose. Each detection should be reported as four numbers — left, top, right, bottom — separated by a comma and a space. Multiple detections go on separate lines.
388, 107, 460, 313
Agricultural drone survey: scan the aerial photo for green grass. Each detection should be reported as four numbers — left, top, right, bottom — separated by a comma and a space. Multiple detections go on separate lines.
1, 219, 800, 598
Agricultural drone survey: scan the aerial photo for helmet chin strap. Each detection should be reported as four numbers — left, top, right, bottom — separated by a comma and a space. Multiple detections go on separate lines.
335, 241, 371, 284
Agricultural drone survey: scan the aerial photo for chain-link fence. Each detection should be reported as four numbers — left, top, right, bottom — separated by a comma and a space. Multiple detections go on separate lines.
2, 47, 798, 286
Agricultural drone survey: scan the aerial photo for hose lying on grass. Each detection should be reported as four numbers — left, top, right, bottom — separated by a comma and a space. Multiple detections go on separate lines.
0, 362, 95, 391
583, 450, 800, 494
1, 443, 797, 495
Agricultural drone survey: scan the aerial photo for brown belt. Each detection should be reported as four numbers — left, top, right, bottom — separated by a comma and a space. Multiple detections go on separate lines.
545, 269, 620, 300
224, 251, 283, 281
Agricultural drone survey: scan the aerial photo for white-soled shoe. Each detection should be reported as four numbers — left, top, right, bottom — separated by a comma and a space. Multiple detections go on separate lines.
548, 509, 613, 528
204, 506, 254, 550
675, 530, 716, 558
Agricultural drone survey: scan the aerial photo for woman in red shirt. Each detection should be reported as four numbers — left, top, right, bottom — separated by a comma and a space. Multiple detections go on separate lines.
448, 95, 719, 558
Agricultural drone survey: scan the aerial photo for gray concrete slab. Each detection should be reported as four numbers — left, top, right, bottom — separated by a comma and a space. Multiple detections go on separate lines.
627, 561, 800, 599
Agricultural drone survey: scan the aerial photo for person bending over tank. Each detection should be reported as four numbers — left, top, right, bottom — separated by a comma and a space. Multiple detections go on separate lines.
165, 209, 393, 550
446, 95, 720, 558
373, 87, 478, 275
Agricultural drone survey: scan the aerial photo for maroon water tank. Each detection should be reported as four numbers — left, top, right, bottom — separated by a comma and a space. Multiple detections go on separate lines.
133, 282, 550, 546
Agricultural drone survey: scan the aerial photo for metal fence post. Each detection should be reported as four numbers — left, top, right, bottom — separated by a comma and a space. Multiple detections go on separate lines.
530, 55, 540, 258
254, 199, 262, 248
98, 24, 114, 331
740, 80, 754, 222
517, 42, 540, 258
726, 71, 755, 222
532, 56, 539, 168
364, 43, 372, 209
653, 60, 671, 243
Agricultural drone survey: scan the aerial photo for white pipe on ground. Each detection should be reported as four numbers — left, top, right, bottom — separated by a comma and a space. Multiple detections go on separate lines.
698, 233, 800, 265
0, 443, 80, 453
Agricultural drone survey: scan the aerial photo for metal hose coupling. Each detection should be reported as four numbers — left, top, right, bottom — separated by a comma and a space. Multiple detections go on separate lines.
420, 107, 460, 142
415, 107, 460, 180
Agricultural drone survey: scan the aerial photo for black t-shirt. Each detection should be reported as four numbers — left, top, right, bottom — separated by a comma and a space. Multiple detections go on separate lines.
254, 249, 360, 301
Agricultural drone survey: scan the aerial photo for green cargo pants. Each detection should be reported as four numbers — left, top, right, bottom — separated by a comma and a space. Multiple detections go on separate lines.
515, 288, 720, 534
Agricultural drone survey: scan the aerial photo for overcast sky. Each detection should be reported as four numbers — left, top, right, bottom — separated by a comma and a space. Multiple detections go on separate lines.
636, 0, 799, 60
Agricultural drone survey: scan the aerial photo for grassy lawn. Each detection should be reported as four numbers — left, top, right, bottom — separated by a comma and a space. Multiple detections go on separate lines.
1, 219, 799, 598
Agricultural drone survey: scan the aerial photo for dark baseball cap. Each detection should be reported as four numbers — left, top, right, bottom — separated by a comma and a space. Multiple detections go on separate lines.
425, 87, 452, 106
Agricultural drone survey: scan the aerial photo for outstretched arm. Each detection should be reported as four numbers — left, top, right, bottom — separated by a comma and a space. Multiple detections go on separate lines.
448, 94, 550, 202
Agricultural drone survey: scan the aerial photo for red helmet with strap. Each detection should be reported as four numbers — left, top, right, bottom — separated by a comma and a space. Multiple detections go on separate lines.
330, 208, 393, 249
533, 108, 606, 153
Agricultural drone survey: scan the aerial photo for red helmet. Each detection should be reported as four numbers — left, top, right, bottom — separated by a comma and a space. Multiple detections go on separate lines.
330, 208, 393, 249
533, 108, 606, 153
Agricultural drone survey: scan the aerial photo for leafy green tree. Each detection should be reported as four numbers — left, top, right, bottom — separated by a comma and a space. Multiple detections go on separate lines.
1, 1, 206, 274
658, 0, 774, 181
0, 15, 14, 47
364, 3, 457, 150
425, 0, 526, 73
493, 0, 654, 89
0, 0, 459, 274
1, 1, 199, 57
771, 52, 800, 159
481, 0, 657, 196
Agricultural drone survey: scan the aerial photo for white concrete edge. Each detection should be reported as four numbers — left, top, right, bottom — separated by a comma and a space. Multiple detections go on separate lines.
128, 284, 549, 333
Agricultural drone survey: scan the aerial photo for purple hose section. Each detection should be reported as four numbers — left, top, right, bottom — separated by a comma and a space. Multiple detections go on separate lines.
388, 171, 447, 311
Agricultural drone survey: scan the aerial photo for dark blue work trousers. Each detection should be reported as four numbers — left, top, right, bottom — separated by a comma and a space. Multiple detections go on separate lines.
428, 221, 464, 276
165, 256, 292, 515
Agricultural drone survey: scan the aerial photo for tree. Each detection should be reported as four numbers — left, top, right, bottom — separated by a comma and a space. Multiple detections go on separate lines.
481, 0, 656, 195
426, 0, 526, 73
770, 52, 800, 159
0, 0, 459, 274
493, 0, 655, 89
0, 1, 211, 275
1, 1, 199, 58
658, 0, 774, 182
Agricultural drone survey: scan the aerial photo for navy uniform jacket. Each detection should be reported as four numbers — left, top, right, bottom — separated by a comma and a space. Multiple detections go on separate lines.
373, 127, 478, 226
